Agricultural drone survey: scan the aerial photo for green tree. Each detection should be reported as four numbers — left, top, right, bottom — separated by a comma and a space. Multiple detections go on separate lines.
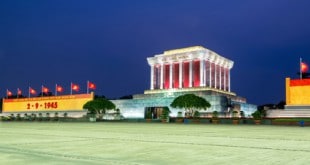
83, 98, 116, 119
252, 110, 262, 120
170, 94, 211, 117
212, 111, 218, 119
276, 100, 286, 109
160, 107, 171, 121
0, 98, 2, 112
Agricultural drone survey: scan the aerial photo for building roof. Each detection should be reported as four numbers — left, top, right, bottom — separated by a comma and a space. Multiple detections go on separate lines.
147, 46, 233, 69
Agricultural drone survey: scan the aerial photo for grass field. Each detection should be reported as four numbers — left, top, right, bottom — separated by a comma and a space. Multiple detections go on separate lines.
0, 122, 309, 165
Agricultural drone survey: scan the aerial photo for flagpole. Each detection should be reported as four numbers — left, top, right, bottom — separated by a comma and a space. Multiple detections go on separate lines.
87, 80, 89, 94
28, 87, 30, 98
70, 82, 72, 95
41, 85, 43, 97
300, 58, 302, 79
17, 88, 19, 98
55, 84, 57, 96
6, 89, 8, 99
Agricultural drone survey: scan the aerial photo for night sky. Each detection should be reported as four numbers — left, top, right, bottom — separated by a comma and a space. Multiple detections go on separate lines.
1, 0, 310, 105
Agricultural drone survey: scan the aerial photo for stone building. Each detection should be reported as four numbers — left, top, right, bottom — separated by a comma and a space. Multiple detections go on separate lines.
110, 46, 256, 119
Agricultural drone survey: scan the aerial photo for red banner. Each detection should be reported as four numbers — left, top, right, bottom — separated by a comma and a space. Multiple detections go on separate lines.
290, 79, 310, 86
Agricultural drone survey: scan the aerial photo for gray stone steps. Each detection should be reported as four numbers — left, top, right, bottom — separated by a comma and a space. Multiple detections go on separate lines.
267, 110, 310, 118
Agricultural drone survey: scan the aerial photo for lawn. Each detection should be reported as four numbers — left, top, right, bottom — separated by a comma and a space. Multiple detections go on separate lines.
0, 122, 309, 164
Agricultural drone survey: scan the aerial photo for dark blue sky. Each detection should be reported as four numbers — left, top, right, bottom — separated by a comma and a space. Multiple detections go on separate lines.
1, 0, 310, 105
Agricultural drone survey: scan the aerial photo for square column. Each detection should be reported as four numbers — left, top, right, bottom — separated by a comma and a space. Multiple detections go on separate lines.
209, 62, 212, 88
169, 63, 173, 88
160, 63, 164, 89
223, 67, 226, 91
215, 64, 217, 89
150, 65, 154, 90
219, 66, 222, 90
189, 60, 193, 87
228, 69, 231, 92
179, 61, 183, 88
200, 59, 205, 86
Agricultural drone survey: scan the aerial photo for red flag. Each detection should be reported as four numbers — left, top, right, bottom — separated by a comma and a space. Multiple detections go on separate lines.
301, 62, 308, 73
7, 89, 12, 97
17, 88, 22, 95
71, 83, 80, 91
42, 86, 49, 93
56, 85, 63, 92
88, 81, 96, 89
29, 87, 36, 95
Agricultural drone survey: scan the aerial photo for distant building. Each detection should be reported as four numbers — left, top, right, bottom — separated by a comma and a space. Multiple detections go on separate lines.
111, 46, 256, 119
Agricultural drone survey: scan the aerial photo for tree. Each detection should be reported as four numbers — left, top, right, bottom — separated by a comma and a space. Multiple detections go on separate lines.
276, 100, 286, 109
94, 95, 106, 99
83, 98, 116, 119
119, 95, 133, 99
160, 107, 171, 121
297, 72, 310, 79
6, 95, 26, 99
170, 94, 211, 117
0, 98, 2, 112
38, 92, 53, 97
252, 110, 262, 120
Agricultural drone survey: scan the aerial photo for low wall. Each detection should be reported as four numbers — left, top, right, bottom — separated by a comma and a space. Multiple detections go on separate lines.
1, 111, 87, 118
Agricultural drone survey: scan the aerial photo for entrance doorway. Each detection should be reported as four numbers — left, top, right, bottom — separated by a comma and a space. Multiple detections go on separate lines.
145, 107, 165, 119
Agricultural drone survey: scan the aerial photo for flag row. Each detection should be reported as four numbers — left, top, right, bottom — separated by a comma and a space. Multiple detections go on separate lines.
4, 81, 96, 98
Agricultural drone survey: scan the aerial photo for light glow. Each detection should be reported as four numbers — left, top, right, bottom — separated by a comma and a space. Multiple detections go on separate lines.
301, 62, 308, 73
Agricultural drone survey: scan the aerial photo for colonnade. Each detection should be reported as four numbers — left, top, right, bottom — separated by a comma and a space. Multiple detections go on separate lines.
148, 46, 233, 92
150, 60, 231, 92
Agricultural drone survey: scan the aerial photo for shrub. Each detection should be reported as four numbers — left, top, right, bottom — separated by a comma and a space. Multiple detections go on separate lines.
160, 107, 170, 120
31, 113, 37, 121
16, 114, 21, 121
54, 112, 59, 121
193, 111, 200, 119
232, 110, 239, 119
23, 113, 28, 121
63, 112, 68, 118
212, 111, 218, 118
45, 113, 50, 121
1, 116, 11, 121
273, 118, 310, 122
38, 113, 43, 121
252, 110, 262, 120
240, 111, 245, 118
146, 110, 152, 119
10, 114, 15, 121
27, 114, 32, 121
115, 108, 120, 115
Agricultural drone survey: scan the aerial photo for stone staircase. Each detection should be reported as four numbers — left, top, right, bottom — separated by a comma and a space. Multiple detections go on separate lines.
266, 109, 310, 118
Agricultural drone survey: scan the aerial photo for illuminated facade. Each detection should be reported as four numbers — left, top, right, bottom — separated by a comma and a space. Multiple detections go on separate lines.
147, 46, 233, 91
111, 46, 257, 119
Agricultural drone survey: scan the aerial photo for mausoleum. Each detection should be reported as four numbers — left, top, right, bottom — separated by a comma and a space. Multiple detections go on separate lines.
110, 46, 256, 119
